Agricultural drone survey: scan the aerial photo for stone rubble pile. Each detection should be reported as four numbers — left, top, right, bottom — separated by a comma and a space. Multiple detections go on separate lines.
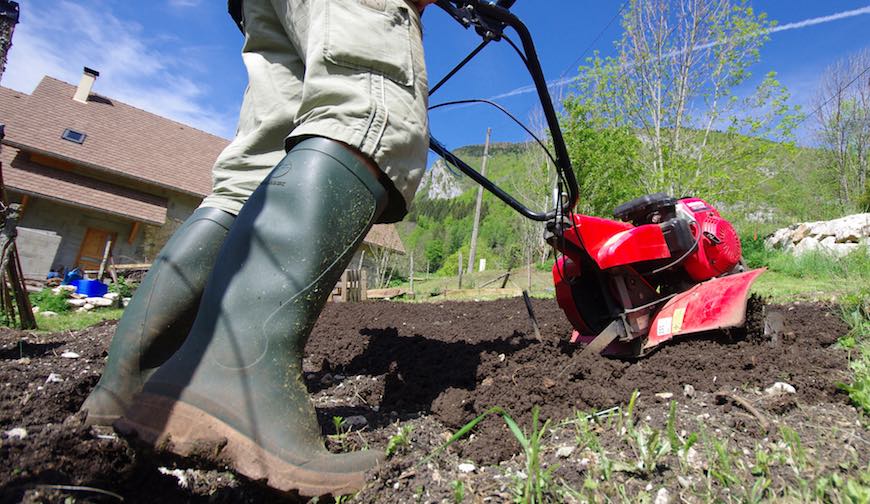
765, 213, 870, 257
47, 285, 131, 313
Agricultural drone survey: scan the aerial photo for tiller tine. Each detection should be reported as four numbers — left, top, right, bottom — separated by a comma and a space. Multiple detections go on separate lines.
644, 268, 765, 352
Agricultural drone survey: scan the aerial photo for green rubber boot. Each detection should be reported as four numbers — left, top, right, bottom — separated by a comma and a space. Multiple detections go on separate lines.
116, 138, 388, 497
80, 207, 235, 426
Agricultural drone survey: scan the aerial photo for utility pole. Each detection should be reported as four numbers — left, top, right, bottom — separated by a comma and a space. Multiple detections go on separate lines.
0, 1, 20, 81
467, 128, 491, 275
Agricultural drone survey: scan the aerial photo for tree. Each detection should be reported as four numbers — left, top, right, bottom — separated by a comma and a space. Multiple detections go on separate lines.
815, 49, 870, 211
569, 0, 801, 206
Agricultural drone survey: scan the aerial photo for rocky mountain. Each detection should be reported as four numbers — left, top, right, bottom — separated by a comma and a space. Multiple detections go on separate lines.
415, 158, 465, 200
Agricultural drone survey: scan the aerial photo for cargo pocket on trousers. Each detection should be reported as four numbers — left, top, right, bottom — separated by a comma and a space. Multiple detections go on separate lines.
324, 0, 414, 87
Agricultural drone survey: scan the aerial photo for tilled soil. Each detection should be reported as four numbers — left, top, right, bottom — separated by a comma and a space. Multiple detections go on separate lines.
0, 298, 861, 502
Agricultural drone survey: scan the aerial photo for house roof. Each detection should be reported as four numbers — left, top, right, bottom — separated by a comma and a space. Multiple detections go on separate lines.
366, 224, 406, 254
1, 77, 225, 197
0, 74, 404, 247
0, 86, 28, 124
2, 145, 168, 225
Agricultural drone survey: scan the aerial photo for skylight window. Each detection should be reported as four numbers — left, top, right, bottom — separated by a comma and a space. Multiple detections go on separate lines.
61, 128, 86, 144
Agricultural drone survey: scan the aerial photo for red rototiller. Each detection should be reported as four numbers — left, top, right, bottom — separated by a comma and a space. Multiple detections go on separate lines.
429, 0, 764, 357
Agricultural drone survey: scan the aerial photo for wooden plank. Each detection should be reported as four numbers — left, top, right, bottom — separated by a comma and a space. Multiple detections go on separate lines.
366, 287, 407, 299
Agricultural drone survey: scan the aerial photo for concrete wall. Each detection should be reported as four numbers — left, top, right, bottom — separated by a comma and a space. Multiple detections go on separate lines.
12, 191, 202, 271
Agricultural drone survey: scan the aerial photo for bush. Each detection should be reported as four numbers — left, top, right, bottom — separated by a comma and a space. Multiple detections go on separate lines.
109, 277, 137, 298
29, 288, 71, 313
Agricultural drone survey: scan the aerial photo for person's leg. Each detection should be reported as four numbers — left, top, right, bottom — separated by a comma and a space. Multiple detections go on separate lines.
81, 0, 307, 426
80, 207, 234, 426
116, 0, 429, 496
117, 137, 387, 496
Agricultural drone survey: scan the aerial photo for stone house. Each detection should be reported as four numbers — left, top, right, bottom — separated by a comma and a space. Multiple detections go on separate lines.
0, 69, 404, 282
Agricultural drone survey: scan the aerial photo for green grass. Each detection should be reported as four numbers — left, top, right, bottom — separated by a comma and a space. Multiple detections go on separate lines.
34, 308, 124, 333
742, 235, 870, 302
839, 288, 870, 414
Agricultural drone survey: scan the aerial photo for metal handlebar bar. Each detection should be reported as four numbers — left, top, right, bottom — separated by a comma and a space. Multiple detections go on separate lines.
429, 0, 579, 222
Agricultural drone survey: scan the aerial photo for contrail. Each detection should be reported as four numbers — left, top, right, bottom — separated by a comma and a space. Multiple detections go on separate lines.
488, 5, 870, 101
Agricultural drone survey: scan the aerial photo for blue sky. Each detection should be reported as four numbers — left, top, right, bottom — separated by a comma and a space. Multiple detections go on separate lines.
3, 1, 869, 152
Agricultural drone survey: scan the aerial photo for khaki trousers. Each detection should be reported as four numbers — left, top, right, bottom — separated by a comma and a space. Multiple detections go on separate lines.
201, 0, 429, 223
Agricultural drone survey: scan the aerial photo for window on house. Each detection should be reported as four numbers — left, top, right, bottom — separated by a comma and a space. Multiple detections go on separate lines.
61, 128, 86, 144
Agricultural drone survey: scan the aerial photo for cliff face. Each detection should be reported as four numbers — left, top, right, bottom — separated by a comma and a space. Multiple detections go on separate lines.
415, 158, 464, 200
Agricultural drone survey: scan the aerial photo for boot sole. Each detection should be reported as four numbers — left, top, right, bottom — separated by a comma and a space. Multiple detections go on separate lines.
114, 394, 368, 497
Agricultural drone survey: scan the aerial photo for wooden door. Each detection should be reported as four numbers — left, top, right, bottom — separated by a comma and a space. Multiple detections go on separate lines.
76, 228, 117, 271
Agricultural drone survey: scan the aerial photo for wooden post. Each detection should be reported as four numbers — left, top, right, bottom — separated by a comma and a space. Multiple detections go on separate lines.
339, 271, 348, 302
97, 239, 112, 280
409, 254, 414, 299
467, 127, 491, 275
458, 251, 463, 289
360, 269, 367, 301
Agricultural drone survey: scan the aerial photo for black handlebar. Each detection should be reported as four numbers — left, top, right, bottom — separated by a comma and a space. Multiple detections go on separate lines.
429, 0, 579, 222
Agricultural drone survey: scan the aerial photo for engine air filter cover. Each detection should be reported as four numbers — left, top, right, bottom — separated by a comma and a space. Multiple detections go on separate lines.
614, 193, 677, 226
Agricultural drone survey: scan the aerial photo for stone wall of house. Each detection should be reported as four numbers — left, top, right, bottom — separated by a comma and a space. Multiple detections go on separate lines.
765, 213, 870, 257
14, 191, 202, 272
17, 198, 142, 269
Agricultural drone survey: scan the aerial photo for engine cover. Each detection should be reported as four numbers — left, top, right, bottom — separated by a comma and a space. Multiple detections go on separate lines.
679, 198, 742, 281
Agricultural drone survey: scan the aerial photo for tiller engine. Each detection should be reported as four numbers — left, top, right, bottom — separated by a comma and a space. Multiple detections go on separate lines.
430, 0, 764, 357
549, 194, 763, 357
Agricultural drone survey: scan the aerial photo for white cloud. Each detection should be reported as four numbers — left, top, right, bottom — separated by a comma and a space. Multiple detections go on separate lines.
168, 0, 202, 7
488, 5, 870, 102
2, 0, 235, 138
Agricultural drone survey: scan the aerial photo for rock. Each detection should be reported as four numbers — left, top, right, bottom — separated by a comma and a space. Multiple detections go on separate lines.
686, 447, 704, 468
123, 298, 131, 308
83, 303, 95, 311
767, 214, 870, 257
3, 427, 27, 439
70, 293, 87, 299
655, 392, 674, 401
458, 463, 476, 473
683, 384, 695, 398
793, 236, 821, 256
86, 297, 114, 307
677, 476, 692, 489
654, 488, 671, 504
320, 373, 334, 386
60, 351, 80, 359
41, 311, 57, 317
31, 306, 40, 313
344, 415, 368, 430
158, 467, 190, 489
59, 285, 77, 292
791, 223, 811, 243
555, 446, 575, 458
67, 298, 87, 307
45, 373, 63, 383
103, 292, 120, 300
765, 382, 796, 395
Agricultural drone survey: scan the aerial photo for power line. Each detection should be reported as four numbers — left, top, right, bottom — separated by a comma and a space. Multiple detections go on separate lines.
795, 62, 870, 128
558, 2, 627, 80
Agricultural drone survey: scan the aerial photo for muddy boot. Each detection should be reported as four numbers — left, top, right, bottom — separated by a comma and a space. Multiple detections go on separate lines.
116, 137, 388, 497
80, 207, 235, 426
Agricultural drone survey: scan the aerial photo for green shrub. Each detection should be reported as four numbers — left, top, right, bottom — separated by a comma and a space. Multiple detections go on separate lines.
29, 288, 71, 313
109, 277, 138, 298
